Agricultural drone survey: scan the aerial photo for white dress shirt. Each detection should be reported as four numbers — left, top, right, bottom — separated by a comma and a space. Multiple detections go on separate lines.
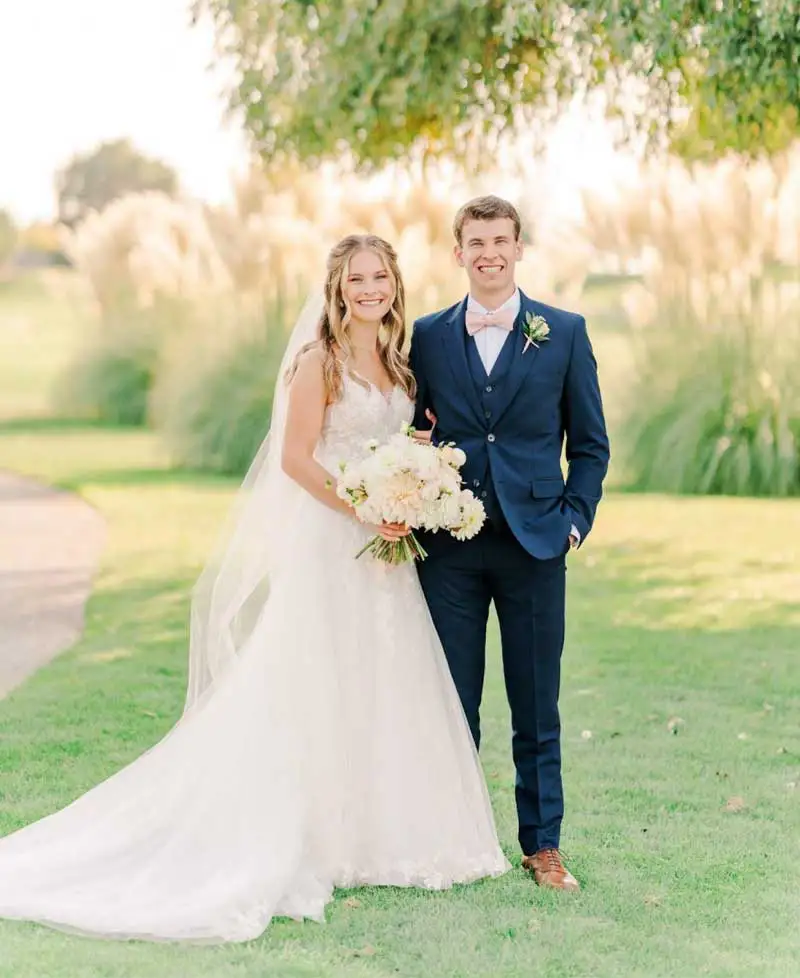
466, 289, 520, 375
465, 289, 580, 547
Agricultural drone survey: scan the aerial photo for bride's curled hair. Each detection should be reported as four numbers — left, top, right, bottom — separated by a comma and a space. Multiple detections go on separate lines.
287, 234, 416, 401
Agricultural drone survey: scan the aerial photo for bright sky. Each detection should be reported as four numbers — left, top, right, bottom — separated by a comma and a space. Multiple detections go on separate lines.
0, 1, 632, 226
0, 0, 247, 223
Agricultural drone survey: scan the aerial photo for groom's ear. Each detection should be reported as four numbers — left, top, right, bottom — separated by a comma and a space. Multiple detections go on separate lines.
515, 238, 524, 260
454, 244, 465, 266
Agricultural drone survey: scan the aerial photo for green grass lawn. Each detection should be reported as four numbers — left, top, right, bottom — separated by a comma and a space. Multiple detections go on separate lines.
1, 272, 799, 977
1, 422, 799, 978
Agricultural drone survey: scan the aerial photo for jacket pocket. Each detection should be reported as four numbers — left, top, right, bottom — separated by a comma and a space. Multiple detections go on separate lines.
530, 477, 565, 498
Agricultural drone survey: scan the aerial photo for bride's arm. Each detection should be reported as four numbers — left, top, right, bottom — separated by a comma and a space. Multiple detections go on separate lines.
281, 348, 351, 515
281, 350, 409, 539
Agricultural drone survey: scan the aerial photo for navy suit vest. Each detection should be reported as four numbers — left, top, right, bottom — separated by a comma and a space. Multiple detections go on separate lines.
463, 327, 516, 525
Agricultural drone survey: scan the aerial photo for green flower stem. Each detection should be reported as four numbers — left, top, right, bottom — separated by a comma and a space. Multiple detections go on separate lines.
354, 530, 429, 563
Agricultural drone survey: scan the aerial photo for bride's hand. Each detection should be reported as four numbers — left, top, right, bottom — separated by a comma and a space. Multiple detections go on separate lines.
411, 410, 437, 443
363, 520, 411, 541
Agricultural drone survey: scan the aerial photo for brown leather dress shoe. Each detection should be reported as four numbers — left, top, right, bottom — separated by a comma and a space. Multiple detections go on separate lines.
522, 849, 580, 891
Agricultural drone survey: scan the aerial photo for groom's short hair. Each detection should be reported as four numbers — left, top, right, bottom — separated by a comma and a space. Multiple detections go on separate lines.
453, 196, 522, 245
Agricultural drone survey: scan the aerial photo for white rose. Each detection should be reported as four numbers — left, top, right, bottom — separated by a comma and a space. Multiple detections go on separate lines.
438, 444, 467, 469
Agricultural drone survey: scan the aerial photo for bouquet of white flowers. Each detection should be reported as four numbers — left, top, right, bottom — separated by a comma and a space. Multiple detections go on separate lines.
335, 423, 486, 563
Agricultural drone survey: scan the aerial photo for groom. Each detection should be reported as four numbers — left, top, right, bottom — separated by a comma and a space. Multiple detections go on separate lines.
410, 195, 609, 891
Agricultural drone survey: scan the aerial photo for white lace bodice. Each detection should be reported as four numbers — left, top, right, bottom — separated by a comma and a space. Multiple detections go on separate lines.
315, 374, 414, 471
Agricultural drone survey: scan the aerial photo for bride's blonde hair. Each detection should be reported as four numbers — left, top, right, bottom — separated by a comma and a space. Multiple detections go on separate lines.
287, 234, 416, 402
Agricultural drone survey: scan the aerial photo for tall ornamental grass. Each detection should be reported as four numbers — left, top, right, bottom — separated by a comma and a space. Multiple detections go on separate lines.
582, 143, 800, 496
56, 193, 229, 425
58, 160, 590, 460
204, 161, 586, 316
151, 295, 294, 475
622, 276, 800, 496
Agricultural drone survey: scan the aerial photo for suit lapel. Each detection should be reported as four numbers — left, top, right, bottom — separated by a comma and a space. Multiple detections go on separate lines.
490, 290, 543, 424
440, 297, 486, 427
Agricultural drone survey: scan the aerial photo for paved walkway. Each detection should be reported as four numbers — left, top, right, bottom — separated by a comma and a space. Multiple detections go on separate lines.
0, 471, 106, 698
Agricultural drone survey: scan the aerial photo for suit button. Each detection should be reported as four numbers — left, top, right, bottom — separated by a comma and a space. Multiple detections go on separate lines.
472, 479, 480, 488
487, 433, 496, 443
485, 385, 493, 393
480, 490, 488, 498
484, 410, 492, 419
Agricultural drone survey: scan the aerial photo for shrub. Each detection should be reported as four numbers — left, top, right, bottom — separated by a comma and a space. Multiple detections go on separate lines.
53, 299, 170, 425
55, 335, 156, 425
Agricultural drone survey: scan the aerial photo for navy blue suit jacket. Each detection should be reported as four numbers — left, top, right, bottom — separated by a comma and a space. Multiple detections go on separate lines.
410, 291, 610, 560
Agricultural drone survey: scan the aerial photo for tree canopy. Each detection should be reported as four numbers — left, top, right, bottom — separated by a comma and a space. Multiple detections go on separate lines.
56, 139, 179, 228
194, 0, 799, 165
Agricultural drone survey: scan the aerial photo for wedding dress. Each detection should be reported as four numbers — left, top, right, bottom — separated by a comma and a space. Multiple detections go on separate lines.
0, 361, 509, 943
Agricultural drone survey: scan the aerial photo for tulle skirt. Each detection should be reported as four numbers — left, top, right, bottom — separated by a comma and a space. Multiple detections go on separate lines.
0, 494, 508, 943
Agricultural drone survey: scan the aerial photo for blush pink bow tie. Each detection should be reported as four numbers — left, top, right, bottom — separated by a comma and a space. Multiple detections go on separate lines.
465, 307, 516, 335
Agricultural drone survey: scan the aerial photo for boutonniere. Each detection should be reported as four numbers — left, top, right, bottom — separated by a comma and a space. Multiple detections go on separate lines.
522, 312, 550, 354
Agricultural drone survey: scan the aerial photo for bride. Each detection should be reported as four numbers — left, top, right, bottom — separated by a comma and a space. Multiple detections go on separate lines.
0, 234, 509, 944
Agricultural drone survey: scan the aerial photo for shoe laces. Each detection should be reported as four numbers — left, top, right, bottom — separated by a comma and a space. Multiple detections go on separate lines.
538, 848, 567, 872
